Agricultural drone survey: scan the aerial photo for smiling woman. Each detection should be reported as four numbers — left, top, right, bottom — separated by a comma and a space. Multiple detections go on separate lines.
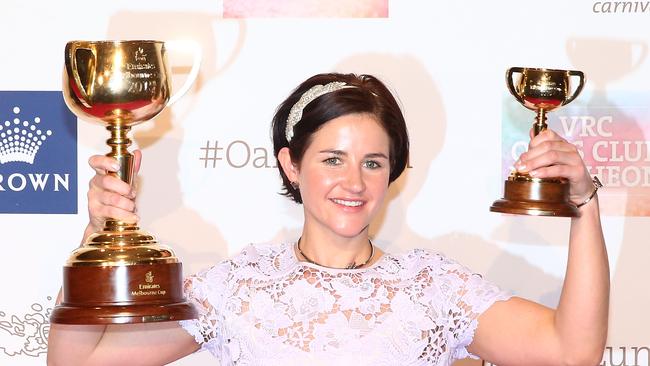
270, 74, 408, 270
47, 72, 608, 366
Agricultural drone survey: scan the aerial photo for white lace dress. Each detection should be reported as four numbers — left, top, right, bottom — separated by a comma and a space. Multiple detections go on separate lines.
179, 242, 511, 365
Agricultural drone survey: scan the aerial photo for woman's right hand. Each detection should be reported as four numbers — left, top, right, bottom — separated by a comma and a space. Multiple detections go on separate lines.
87, 150, 142, 233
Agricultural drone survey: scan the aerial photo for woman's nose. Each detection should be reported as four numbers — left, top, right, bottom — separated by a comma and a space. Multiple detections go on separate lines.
341, 165, 365, 193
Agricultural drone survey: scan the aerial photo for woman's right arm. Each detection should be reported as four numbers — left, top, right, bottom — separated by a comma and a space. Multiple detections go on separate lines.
48, 322, 199, 366
47, 152, 200, 366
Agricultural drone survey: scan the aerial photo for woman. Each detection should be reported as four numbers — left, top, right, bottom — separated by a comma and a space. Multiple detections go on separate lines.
47, 73, 609, 365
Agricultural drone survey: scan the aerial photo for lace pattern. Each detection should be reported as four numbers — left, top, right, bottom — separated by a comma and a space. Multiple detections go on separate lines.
179, 242, 511, 365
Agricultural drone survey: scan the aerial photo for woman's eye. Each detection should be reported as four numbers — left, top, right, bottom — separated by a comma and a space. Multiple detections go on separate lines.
323, 157, 341, 165
364, 160, 381, 169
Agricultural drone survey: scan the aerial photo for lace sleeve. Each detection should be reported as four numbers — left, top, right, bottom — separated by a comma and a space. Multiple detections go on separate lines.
178, 260, 232, 359
437, 254, 512, 361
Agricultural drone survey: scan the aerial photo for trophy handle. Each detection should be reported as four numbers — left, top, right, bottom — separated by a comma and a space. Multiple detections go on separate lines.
506, 67, 525, 105
66, 41, 94, 107
165, 40, 202, 106
563, 70, 585, 105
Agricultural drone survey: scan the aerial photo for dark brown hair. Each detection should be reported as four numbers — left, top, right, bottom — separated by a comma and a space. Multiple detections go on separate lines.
272, 73, 409, 203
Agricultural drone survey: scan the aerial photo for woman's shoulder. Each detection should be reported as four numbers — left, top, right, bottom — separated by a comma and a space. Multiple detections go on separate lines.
388, 247, 510, 305
233, 242, 296, 271
382, 247, 485, 283
236, 242, 293, 260
189, 242, 296, 281
388, 247, 462, 270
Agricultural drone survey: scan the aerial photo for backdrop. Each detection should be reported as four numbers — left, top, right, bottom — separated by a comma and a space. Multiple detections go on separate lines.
0, 1, 648, 365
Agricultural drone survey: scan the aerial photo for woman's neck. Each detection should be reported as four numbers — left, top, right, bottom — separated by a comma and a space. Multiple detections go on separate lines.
297, 227, 378, 269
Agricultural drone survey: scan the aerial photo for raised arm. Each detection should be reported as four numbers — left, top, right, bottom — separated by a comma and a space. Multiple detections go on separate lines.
469, 129, 609, 365
47, 152, 200, 365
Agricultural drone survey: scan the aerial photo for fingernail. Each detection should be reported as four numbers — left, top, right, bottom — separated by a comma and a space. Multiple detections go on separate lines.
111, 162, 120, 171
530, 170, 538, 177
516, 162, 526, 171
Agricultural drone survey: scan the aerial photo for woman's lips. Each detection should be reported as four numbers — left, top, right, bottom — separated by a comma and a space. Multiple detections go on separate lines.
330, 198, 365, 209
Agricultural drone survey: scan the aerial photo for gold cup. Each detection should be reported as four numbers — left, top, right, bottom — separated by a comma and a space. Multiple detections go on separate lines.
490, 67, 585, 217
50, 40, 201, 324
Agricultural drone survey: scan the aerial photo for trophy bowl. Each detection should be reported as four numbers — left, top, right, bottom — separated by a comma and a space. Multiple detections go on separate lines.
490, 67, 585, 217
63, 40, 170, 126
51, 40, 200, 324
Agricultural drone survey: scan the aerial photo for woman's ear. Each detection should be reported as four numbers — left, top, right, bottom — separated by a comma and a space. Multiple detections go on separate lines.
278, 147, 299, 182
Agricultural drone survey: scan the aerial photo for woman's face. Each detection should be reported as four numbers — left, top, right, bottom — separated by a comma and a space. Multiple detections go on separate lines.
289, 113, 391, 239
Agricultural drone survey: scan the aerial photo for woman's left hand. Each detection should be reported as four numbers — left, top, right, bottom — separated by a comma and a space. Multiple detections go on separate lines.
515, 128, 593, 205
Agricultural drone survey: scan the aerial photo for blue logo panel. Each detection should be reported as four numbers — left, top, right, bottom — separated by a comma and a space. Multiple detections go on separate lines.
0, 91, 77, 214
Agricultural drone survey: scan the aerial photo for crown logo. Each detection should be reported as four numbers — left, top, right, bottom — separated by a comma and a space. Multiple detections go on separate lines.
135, 47, 147, 62
0, 106, 52, 165
145, 271, 154, 283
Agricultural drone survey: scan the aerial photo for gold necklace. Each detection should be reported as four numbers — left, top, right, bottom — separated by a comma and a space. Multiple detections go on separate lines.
296, 237, 374, 269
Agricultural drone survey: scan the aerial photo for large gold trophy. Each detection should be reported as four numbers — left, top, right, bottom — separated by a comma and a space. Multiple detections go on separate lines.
51, 40, 201, 324
491, 67, 585, 217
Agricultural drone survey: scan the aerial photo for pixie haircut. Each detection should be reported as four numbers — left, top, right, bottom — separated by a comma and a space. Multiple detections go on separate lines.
272, 73, 409, 204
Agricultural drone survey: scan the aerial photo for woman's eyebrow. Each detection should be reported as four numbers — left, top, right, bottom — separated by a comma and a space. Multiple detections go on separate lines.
318, 149, 346, 155
318, 150, 388, 159
366, 152, 389, 159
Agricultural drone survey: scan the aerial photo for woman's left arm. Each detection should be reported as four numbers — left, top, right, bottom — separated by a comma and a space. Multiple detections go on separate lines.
469, 129, 609, 365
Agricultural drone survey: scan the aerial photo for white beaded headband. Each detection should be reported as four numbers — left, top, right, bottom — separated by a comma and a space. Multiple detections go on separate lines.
285, 81, 356, 142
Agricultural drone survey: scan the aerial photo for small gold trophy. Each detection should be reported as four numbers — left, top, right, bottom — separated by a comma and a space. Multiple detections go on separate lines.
51, 40, 201, 324
491, 67, 585, 217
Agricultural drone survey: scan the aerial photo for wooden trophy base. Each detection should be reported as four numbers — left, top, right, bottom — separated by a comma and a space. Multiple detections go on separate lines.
490, 173, 579, 217
50, 301, 196, 325
51, 262, 198, 324
51, 226, 198, 325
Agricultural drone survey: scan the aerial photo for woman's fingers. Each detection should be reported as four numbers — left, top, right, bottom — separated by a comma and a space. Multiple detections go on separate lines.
89, 174, 133, 197
526, 163, 583, 181
88, 152, 141, 178
88, 155, 120, 175
88, 151, 142, 175
521, 129, 594, 202
517, 129, 581, 171
517, 147, 583, 174
517, 140, 577, 165
529, 129, 566, 148
87, 183, 139, 224
95, 189, 136, 212
88, 196, 139, 223
86, 153, 140, 228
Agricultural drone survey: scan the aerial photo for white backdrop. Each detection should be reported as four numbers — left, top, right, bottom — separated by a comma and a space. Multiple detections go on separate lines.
0, 1, 648, 365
